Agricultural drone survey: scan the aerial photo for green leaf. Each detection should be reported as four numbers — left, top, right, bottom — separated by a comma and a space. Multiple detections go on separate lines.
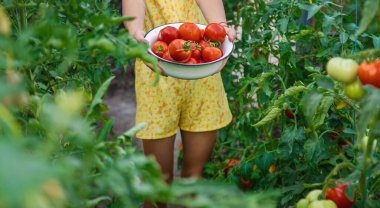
312, 96, 334, 129
280, 127, 305, 154
123, 122, 148, 138
254, 153, 274, 172
240, 162, 253, 180
252, 107, 282, 127
357, 0, 380, 35
357, 86, 380, 138
111, 16, 135, 25
97, 118, 115, 141
300, 90, 323, 127
278, 17, 290, 33
345, 184, 356, 201
373, 36, 380, 49
316, 76, 334, 90
307, 4, 323, 19
86, 76, 115, 118
304, 139, 317, 163
273, 86, 307, 107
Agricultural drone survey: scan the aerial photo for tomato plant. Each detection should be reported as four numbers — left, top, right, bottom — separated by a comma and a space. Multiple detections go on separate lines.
204, 0, 380, 207
0, 1, 280, 208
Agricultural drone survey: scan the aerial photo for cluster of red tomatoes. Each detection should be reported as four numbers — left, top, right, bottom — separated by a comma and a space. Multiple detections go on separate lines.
151, 22, 227, 64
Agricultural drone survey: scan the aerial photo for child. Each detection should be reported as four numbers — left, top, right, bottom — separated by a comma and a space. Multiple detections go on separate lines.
122, 0, 236, 207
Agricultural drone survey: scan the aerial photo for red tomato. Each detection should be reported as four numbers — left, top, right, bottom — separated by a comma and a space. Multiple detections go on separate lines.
204, 23, 227, 43
224, 159, 241, 177
240, 176, 251, 190
158, 26, 179, 44
285, 109, 295, 119
190, 42, 201, 60
178, 23, 201, 42
151, 41, 168, 57
358, 60, 380, 88
329, 129, 349, 146
168, 39, 191, 62
202, 47, 223, 62
326, 183, 355, 208
198, 59, 205, 64
162, 51, 174, 62
185, 58, 198, 64
199, 40, 210, 51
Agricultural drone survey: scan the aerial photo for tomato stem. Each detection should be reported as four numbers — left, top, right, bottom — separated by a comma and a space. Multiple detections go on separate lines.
322, 162, 356, 197
358, 117, 378, 206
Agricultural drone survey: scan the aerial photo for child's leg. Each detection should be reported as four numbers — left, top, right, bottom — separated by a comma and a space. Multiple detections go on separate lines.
142, 135, 176, 208
142, 135, 176, 183
180, 130, 217, 178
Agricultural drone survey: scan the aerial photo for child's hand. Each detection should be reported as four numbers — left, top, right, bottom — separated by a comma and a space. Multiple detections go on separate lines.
224, 26, 237, 42
133, 30, 149, 43
144, 62, 168, 77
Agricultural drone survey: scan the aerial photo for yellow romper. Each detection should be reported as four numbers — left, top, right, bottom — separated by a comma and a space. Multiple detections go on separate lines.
135, 0, 232, 139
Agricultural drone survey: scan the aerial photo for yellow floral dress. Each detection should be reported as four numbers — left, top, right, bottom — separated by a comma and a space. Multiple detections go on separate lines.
135, 0, 232, 139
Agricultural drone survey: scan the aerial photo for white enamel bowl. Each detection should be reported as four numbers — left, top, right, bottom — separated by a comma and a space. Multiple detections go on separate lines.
145, 22, 234, 80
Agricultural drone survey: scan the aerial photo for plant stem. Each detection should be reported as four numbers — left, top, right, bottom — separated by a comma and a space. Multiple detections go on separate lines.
322, 162, 356, 196
359, 130, 376, 205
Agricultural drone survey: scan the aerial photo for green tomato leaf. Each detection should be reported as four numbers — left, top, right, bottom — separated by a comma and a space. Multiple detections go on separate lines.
357, 0, 380, 35
312, 96, 334, 129
252, 107, 282, 127
97, 118, 115, 141
278, 17, 290, 33
357, 86, 380, 138
373, 36, 380, 49
316, 76, 334, 90
300, 90, 323, 127
299, 4, 323, 20
86, 76, 115, 118
254, 152, 274, 172
345, 184, 356, 202
240, 162, 253, 180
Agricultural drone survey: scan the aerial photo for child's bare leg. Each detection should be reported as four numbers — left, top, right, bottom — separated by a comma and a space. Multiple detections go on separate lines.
142, 135, 176, 208
180, 130, 217, 178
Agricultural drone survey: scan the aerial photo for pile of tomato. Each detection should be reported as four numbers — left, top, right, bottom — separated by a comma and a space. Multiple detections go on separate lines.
151, 22, 227, 64
296, 184, 355, 208
326, 58, 380, 100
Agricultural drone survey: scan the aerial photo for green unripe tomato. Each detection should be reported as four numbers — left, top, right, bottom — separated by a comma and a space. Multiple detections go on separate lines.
317, 32, 325, 38
361, 136, 378, 153
88, 37, 116, 52
308, 200, 337, 208
296, 199, 309, 208
326, 57, 359, 83
344, 79, 365, 101
306, 190, 322, 202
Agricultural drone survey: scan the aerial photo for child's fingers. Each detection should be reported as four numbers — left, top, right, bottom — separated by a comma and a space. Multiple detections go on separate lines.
144, 62, 168, 77
226, 28, 237, 42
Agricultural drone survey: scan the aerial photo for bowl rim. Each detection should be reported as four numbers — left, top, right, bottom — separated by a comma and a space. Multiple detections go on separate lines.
144, 22, 235, 67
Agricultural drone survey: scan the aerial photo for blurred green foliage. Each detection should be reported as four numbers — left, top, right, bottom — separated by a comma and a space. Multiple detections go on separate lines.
0, 1, 279, 208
